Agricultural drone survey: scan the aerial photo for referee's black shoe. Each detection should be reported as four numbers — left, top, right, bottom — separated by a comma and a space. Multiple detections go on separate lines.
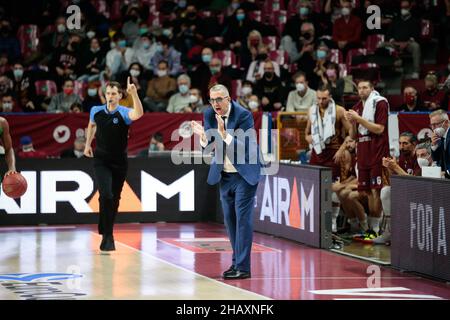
101, 234, 115, 251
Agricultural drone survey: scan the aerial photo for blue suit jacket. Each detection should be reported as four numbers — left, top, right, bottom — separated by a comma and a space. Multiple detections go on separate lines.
431, 129, 450, 177
203, 101, 261, 186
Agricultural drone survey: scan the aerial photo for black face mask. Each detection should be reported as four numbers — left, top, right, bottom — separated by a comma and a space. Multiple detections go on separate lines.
264, 72, 274, 79
70, 42, 80, 50
257, 53, 268, 61
302, 32, 312, 40
187, 12, 197, 19
129, 15, 139, 22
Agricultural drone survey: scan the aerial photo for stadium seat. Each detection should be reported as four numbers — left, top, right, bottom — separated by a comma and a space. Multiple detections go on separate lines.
74, 81, 88, 100
266, 10, 287, 36
365, 34, 385, 54
262, 0, 286, 13
287, 0, 300, 16
401, 79, 426, 93
420, 19, 433, 42
263, 36, 279, 52
268, 50, 289, 68
34, 80, 58, 98
248, 10, 262, 22
330, 49, 344, 64
109, 0, 122, 21
16, 24, 40, 58
231, 80, 242, 100
213, 50, 237, 68
386, 94, 404, 111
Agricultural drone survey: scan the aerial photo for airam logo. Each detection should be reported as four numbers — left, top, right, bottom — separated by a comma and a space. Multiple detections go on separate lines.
259, 176, 315, 232
0, 272, 86, 300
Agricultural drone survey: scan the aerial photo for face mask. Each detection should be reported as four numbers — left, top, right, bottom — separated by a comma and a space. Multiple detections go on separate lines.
434, 127, 446, 137
316, 50, 327, 59
110, 42, 116, 49
2, 102, 12, 112
248, 100, 259, 110
299, 7, 309, 16
149, 143, 158, 151
236, 13, 245, 21
202, 54, 212, 63
57, 24, 66, 33
87, 31, 96, 39
326, 69, 336, 78
210, 66, 221, 75
296, 83, 306, 92
341, 7, 351, 16
13, 69, 23, 78
257, 53, 268, 61
302, 32, 312, 41
156, 69, 167, 77
130, 69, 140, 77
264, 72, 274, 79
162, 29, 172, 37
241, 87, 252, 96
118, 40, 127, 48
87, 88, 97, 97
231, 2, 240, 9
64, 88, 74, 95
74, 150, 84, 158
273, 2, 280, 10
139, 27, 149, 35
189, 94, 199, 104
156, 44, 164, 53
179, 84, 189, 94
404, 93, 415, 105
179, 0, 187, 8
142, 42, 150, 49
401, 8, 410, 16
91, 47, 100, 53
417, 157, 430, 168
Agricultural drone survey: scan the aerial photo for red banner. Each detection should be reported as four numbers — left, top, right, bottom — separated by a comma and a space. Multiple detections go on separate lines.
398, 113, 434, 141
4, 112, 263, 157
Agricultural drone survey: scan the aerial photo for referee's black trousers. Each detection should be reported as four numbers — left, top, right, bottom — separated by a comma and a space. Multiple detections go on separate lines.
94, 158, 127, 236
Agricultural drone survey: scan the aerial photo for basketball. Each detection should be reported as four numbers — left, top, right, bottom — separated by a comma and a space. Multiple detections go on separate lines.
2, 172, 27, 199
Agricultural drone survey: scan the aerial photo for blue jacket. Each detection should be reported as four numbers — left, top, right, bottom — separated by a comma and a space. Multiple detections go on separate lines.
431, 129, 450, 177
203, 101, 261, 186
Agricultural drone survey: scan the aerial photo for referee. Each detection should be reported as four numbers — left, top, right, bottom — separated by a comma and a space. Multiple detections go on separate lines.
84, 78, 143, 251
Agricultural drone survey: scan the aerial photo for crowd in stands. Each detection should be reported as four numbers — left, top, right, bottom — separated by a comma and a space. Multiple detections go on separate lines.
1, 0, 450, 116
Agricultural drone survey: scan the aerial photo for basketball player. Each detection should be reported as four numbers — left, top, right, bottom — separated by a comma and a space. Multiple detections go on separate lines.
84, 78, 143, 251
0, 117, 17, 181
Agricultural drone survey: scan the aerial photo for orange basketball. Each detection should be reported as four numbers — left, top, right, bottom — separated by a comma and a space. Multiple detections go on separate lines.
2, 172, 27, 199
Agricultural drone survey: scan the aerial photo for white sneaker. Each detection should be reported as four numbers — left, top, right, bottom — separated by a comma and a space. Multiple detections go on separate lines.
373, 231, 391, 244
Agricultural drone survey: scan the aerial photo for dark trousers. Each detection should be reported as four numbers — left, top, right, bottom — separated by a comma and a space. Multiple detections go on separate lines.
219, 172, 258, 273
94, 158, 127, 236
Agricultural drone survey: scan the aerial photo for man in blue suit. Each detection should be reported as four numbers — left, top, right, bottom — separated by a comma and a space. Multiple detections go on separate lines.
430, 109, 450, 178
191, 84, 261, 279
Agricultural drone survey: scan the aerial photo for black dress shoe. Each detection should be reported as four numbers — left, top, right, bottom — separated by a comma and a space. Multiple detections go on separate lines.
99, 235, 106, 251
223, 270, 251, 280
101, 235, 115, 251
222, 266, 236, 277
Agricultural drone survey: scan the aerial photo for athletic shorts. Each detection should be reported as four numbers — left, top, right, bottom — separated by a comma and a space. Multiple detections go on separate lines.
357, 166, 390, 191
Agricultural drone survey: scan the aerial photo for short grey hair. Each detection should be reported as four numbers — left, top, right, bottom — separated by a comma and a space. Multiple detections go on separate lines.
416, 142, 432, 155
209, 84, 230, 97
429, 109, 449, 121
177, 74, 191, 85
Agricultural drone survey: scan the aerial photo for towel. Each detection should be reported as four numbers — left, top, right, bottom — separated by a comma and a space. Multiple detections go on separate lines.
359, 90, 388, 136
310, 99, 336, 154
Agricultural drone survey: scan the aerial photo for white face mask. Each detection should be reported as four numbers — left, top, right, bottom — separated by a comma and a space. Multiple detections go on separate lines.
87, 31, 96, 39
156, 69, 167, 77
241, 86, 252, 96
296, 83, 306, 92
341, 7, 351, 16
74, 150, 84, 158
2, 102, 12, 112
130, 69, 140, 77
401, 8, 410, 16
434, 127, 446, 138
189, 94, 199, 104
248, 100, 259, 110
417, 157, 430, 168
57, 24, 66, 33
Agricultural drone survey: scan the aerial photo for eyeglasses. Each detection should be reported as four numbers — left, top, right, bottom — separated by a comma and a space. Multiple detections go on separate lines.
209, 96, 228, 104
430, 120, 445, 129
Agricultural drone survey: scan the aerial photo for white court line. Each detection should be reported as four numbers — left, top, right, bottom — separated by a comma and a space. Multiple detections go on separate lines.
0, 226, 76, 231
330, 249, 391, 265
90, 232, 272, 300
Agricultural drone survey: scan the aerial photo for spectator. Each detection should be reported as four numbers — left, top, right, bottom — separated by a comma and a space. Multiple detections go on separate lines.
254, 61, 285, 112
132, 33, 157, 72
167, 74, 192, 113
246, 46, 281, 83
0, 75, 12, 96
190, 47, 214, 93
385, 0, 421, 79
240, 30, 266, 72
106, 33, 136, 78
430, 109, 450, 178
1, 93, 21, 112
137, 133, 165, 157
122, 6, 142, 45
150, 36, 183, 77
318, 62, 345, 105
0, 19, 20, 61
206, 58, 232, 100
41, 16, 69, 55
283, 0, 326, 43
223, 8, 254, 51
422, 73, 446, 111
51, 33, 82, 86
415, 141, 436, 169
286, 72, 317, 112
82, 81, 103, 113
60, 136, 86, 159
69, 102, 83, 113
382, 132, 420, 176
282, 21, 317, 65
8, 62, 39, 112
145, 60, 177, 112
186, 88, 207, 113
247, 94, 260, 112
77, 37, 105, 82
117, 62, 147, 100
237, 80, 255, 110
47, 79, 82, 113
332, 0, 363, 59
399, 86, 425, 112
17, 135, 47, 159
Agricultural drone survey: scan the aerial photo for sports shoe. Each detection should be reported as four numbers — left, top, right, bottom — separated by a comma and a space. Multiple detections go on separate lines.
353, 229, 378, 244
373, 231, 391, 245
